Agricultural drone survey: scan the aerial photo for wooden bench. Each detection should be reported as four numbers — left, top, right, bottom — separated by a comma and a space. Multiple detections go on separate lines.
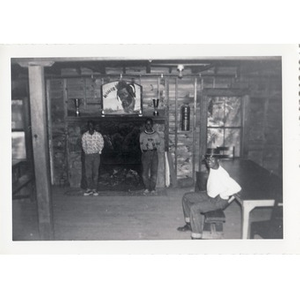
202, 195, 236, 239
12, 173, 35, 201
203, 210, 226, 239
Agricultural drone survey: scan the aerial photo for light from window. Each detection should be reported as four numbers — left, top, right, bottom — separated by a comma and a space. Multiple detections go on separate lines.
207, 96, 242, 156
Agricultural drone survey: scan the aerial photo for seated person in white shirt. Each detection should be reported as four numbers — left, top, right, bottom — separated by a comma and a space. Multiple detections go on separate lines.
177, 148, 241, 239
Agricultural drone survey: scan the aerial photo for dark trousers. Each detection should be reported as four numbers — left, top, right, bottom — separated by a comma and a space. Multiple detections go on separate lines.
182, 191, 228, 235
84, 153, 100, 190
142, 151, 158, 191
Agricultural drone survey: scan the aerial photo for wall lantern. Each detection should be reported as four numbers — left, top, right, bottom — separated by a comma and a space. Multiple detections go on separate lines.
153, 98, 159, 116
177, 64, 184, 79
181, 103, 190, 131
73, 98, 81, 116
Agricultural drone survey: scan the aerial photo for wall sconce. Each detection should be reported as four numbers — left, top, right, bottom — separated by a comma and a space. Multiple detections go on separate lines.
73, 98, 82, 117
177, 64, 184, 79
153, 98, 159, 116
181, 103, 190, 131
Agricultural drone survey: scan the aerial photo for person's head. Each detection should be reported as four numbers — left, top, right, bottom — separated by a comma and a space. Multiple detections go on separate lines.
204, 148, 219, 169
145, 118, 153, 132
117, 81, 136, 113
87, 120, 95, 134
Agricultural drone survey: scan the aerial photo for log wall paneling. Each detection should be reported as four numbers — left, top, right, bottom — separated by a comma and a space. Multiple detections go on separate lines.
48, 79, 68, 185
166, 76, 197, 180
263, 97, 282, 174
155, 123, 166, 188
140, 77, 160, 112
165, 77, 177, 187
63, 79, 71, 185
242, 95, 250, 157
246, 97, 267, 166
165, 77, 170, 150
67, 78, 85, 99
157, 76, 160, 99
194, 78, 203, 173
199, 95, 208, 171
46, 80, 54, 184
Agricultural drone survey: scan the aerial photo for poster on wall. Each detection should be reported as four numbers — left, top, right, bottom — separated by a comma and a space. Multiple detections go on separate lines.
101, 80, 142, 115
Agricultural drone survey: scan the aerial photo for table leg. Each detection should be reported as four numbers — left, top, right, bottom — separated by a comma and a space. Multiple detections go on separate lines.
242, 202, 254, 239
241, 200, 275, 239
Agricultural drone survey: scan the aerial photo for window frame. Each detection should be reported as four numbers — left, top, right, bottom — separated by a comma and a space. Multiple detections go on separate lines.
11, 99, 31, 162
206, 95, 244, 158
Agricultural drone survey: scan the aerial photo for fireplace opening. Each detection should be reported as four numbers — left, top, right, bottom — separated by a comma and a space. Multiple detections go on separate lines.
95, 120, 144, 191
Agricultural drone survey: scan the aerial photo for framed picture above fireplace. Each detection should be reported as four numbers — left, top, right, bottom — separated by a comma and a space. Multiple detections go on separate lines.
101, 80, 143, 115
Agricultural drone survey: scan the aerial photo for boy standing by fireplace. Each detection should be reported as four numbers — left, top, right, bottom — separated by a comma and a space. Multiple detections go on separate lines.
82, 120, 104, 196
139, 118, 161, 195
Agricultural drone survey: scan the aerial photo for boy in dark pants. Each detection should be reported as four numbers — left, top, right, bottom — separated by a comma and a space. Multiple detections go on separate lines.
177, 149, 241, 239
82, 120, 104, 196
139, 118, 161, 195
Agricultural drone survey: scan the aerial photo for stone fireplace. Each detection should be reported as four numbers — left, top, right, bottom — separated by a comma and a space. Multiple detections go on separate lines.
66, 117, 165, 191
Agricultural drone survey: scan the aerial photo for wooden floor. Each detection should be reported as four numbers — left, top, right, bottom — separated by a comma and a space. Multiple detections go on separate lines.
12, 186, 272, 241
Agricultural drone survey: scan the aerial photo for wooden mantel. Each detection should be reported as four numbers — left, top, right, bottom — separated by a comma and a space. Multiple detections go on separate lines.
66, 115, 166, 123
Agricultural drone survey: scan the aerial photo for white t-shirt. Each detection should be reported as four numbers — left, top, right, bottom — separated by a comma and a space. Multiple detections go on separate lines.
207, 165, 241, 200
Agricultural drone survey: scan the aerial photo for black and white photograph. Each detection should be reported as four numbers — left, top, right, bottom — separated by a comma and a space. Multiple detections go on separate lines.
0, 44, 299, 256
1, 2, 300, 299
7, 50, 284, 240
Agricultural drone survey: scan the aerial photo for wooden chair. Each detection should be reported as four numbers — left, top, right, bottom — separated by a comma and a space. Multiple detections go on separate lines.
202, 195, 236, 239
216, 146, 235, 159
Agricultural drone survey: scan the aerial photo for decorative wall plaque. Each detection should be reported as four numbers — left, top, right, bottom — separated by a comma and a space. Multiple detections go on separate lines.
101, 80, 143, 115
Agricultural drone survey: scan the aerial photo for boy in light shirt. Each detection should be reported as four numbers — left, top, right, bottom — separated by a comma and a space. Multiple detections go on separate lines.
82, 120, 104, 196
177, 149, 241, 239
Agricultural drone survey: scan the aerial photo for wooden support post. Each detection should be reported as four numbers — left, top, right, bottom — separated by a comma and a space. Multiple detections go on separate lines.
63, 79, 70, 185
174, 77, 178, 180
192, 77, 197, 181
165, 77, 170, 150
157, 76, 160, 99
28, 65, 54, 240
241, 95, 250, 158
199, 95, 208, 171
46, 80, 54, 185
22, 97, 33, 165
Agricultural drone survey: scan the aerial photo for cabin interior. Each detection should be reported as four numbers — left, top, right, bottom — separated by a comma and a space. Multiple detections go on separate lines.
11, 56, 283, 241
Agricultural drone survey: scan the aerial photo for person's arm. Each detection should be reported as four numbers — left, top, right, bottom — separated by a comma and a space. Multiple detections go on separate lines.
139, 133, 144, 152
82, 133, 87, 153
219, 176, 241, 200
97, 133, 104, 154
155, 132, 161, 151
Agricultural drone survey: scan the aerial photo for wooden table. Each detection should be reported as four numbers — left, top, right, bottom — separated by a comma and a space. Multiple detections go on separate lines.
220, 159, 283, 239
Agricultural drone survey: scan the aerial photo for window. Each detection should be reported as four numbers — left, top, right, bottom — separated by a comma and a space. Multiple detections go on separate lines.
207, 96, 242, 156
12, 100, 27, 160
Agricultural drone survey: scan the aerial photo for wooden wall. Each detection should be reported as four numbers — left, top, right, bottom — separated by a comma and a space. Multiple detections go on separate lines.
46, 79, 68, 185
12, 60, 283, 189
242, 78, 282, 176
